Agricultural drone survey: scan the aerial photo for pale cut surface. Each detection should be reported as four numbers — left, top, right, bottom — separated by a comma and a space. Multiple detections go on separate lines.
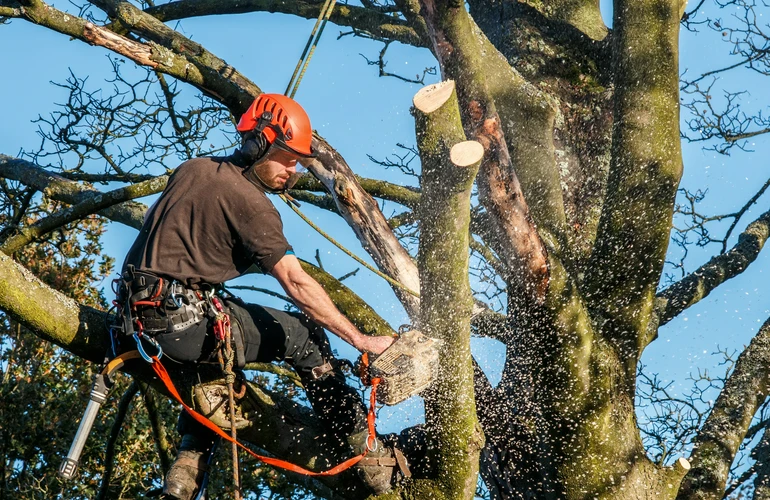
413, 80, 456, 114
450, 141, 484, 167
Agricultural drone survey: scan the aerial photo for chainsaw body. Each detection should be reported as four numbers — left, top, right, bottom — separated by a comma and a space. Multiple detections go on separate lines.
367, 330, 441, 405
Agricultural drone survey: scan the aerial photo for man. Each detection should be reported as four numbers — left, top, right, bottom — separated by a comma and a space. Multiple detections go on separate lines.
119, 94, 404, 499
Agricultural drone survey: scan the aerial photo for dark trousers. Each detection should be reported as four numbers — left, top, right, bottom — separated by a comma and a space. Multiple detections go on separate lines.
155, 298, 368, 452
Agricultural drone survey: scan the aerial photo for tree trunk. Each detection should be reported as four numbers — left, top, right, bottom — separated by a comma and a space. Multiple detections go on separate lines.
413, 80, 484, 499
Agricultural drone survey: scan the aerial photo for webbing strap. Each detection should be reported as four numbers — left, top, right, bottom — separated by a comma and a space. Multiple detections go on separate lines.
149, 356, 381, 476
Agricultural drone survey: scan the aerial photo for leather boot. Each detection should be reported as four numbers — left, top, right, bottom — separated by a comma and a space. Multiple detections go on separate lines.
162, 450, 209, 500
348, 431, 411, 494
163, 432, 213, 500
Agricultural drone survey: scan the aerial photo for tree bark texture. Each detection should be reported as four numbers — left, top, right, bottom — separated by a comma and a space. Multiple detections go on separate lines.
414, 80, 484, 499
3, 0, 770, 498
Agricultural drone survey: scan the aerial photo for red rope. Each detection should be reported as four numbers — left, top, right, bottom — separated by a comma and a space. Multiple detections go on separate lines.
149, 356, 380, 476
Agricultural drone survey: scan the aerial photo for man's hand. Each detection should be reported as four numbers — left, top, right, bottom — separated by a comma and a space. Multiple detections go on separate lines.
356, 334, 396, 356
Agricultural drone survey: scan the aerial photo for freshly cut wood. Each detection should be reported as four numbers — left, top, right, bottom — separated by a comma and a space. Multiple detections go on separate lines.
450, 141, 484, 168
413, 80, 456, 114
675, 457, 691, 473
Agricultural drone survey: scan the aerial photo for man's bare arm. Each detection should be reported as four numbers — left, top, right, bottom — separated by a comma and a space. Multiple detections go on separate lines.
270, 254, 394, 355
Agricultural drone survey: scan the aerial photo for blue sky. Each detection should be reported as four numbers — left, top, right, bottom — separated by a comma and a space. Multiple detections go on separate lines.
1, 1, 769, 439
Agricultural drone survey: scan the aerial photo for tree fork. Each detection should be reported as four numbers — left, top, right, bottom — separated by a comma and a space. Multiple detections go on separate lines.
414, 80, 484, 499
417, 0, 549, 304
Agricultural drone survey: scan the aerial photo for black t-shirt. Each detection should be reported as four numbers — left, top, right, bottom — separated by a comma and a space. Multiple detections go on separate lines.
123, 156, 292, 287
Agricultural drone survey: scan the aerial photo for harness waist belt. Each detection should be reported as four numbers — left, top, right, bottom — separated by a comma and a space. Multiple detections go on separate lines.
121, 269, 208, 333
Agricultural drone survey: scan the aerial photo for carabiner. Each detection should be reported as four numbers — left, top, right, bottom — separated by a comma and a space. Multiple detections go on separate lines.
133, 333, 163, 363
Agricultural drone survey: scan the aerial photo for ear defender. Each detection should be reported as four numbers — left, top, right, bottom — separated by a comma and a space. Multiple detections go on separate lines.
239, 131, 267, 165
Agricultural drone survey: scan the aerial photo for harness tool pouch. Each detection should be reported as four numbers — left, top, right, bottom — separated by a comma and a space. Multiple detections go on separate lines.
365, 330, 441, 406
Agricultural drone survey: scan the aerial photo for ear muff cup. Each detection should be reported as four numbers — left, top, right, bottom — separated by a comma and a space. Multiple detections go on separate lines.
239, 132, 267, 165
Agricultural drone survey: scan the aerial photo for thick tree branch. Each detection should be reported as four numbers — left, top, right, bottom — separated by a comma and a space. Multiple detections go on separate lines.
6, 0, 258, 115
536, 0, 608, 41
306, 137, 422, 320
89, 0, 260, 115
0, 250, 108, 362
143, 0, 427, 48
0, 175, 168, 254
0, 154, 154, 229
677, 317, 770, 500
293, 174, 421, 209
654, 209, 770, 330
474, 25, 568, 255
417, 0, 549, 304
414, 80, 484, 498
586, 0, 683, 355
0, 155, 152, 229
300, 259, 396, 337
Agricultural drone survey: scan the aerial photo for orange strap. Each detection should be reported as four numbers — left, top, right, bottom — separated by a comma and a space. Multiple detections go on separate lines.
149, 355, 380, 476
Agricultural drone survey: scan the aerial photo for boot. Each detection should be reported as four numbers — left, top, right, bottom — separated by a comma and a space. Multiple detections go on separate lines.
162, 433, 214, 500
303, 364, 410, 492
162, 450, 209, 500
349, 431, 411, 494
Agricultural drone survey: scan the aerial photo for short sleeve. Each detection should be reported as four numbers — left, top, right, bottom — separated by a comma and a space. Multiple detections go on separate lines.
227, 192, 293, 274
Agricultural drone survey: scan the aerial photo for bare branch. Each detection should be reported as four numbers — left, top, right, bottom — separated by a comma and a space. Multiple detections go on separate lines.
357, 38, 436, 84
678, 317, 770, 500
143, 0, 427, 48
0, 155, 149, 229
655, 208, 770, 328
0, 175, 168, 254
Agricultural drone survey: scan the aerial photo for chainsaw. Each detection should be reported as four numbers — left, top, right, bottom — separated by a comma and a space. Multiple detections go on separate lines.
360, 330, 441, 406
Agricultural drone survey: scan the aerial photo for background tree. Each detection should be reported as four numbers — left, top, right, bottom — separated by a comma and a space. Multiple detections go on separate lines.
0, 0, 769, 499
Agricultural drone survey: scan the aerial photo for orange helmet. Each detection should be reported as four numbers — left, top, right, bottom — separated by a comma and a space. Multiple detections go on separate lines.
237, 94, 316, 158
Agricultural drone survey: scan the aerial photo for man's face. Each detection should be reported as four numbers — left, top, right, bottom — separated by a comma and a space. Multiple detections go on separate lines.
252, 147, 302, 190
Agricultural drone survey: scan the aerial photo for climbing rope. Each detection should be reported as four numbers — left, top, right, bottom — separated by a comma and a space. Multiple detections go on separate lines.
285, 0, 338, 99
213, 305, 242, 500
276, 0, 420, 299
279, 193, 420, 298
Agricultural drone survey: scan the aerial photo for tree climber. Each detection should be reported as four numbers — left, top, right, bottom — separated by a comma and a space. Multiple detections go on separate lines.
117, 94, 408, 499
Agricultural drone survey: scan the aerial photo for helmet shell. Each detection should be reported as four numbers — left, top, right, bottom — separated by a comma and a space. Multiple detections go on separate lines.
237, 94, 315, 158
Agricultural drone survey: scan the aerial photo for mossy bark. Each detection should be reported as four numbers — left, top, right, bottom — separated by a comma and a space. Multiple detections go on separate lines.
677, 318, 770, 500
414, 81, 484, 499
585, 0, 683, 360
418, 0, 549, 302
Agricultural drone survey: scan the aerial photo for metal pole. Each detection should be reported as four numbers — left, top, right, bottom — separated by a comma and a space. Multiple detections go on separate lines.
59, 373, 111, 479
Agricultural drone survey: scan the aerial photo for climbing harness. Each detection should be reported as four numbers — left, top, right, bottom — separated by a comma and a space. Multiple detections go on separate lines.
146, 352, 382, 477
61, 290, 385, 484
